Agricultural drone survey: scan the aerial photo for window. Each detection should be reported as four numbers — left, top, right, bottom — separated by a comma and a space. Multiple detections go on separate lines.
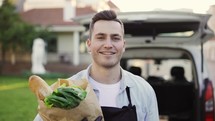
46, 38, 57, 53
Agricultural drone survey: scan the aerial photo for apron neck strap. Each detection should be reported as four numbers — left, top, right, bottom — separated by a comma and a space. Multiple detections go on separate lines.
126, 86, 133, 107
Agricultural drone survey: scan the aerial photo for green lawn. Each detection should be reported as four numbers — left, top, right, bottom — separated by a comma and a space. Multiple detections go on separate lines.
0, 75, 57, 121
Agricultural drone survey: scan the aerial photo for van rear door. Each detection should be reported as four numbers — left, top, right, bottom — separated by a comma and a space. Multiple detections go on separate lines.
74, 11, 214, 45
120, 11, 213, 45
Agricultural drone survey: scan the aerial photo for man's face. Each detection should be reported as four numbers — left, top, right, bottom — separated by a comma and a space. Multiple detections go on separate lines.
87, 20, 125, 68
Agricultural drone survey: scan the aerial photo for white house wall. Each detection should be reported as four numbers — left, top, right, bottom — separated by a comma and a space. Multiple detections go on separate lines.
47, 25, 86, 65
57, 32, 74, 63
51, 32, 91, 65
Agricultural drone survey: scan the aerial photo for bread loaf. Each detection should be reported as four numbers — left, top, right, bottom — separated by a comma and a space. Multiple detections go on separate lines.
29, 75, 52, 100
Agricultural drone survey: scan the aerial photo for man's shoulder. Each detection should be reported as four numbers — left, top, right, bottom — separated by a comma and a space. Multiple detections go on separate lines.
123, 70, 154, 92
68, 69, 88, 80
124, 70, 147, 84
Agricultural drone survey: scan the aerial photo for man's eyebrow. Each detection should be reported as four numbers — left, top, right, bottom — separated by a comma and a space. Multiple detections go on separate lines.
111, 34, 122, 37
112, 34, 120, 36
95, 33, 105, 36
95, 33, 122, 38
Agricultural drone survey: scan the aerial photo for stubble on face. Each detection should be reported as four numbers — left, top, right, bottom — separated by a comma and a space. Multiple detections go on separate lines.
87, 20, 125, 69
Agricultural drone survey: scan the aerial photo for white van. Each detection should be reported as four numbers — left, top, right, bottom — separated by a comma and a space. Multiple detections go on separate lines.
120, 11, 215, 121
76, 11, 215, 121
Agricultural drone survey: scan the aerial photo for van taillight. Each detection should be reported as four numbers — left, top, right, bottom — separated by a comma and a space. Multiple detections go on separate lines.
204, 79, 214, 121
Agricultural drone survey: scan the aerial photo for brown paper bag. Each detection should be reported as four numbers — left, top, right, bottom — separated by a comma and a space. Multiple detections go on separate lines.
37, 78, 104, 121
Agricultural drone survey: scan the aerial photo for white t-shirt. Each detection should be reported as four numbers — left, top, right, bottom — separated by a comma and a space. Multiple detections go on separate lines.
89, 76, 121, 107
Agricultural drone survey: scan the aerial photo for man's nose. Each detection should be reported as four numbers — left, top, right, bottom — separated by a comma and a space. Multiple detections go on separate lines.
104, 39, 113, 48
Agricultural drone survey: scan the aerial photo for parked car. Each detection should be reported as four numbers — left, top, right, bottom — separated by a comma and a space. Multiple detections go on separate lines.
75, 11, 215, 121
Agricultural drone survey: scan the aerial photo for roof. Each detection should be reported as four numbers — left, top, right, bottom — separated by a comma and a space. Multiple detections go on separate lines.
19, 6, 96, 26
107, 0, 119, 11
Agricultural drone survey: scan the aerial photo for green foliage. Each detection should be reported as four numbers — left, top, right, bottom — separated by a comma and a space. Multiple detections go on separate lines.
0, 0, 56, 73
0, 0, 23, 50
0, 0, 55, 53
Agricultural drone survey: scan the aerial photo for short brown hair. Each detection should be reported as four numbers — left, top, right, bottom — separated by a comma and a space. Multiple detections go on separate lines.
89, 10, 124, 39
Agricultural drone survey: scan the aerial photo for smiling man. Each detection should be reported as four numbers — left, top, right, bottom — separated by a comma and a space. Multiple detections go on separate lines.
87, 20, 125, 84
80, 10, 159, 121
34, 10, 159, 121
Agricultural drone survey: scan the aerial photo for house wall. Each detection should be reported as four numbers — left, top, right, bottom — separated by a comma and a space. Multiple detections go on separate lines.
24, 0, 65, 11
0, 29, 91, 66
54, 31, 91, 65
57, 32, 74, 63
58, 33, 74, 53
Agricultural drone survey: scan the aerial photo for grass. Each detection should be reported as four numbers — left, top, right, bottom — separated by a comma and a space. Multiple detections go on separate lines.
0, 75, 58, 121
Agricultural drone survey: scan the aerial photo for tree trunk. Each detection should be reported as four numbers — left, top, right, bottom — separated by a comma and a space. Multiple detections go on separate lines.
0, 47, 6, 74
11, 51, 16, 65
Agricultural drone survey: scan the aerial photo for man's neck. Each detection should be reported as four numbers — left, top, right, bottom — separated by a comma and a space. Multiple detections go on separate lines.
89, 64, 121, 84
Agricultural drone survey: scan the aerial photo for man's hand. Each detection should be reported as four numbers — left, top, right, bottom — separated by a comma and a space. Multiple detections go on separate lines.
81, 116, 103, 121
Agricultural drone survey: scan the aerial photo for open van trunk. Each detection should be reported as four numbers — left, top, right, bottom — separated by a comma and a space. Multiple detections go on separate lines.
75, 10, 215, 121
121, 48, 196, 121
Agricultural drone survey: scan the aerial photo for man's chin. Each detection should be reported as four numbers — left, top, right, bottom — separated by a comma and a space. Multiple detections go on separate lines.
101, 62, 118, 69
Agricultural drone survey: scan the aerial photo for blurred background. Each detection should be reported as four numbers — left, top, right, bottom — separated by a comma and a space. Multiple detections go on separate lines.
0, 0, 215, 121
0, 0, 215, 76
0, 0, 214, 76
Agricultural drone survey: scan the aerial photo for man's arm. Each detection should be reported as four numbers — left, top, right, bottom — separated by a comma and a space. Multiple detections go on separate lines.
147, 89, 160, 121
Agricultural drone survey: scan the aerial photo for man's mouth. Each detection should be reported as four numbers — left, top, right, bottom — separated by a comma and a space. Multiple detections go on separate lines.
99, 51, 116, 55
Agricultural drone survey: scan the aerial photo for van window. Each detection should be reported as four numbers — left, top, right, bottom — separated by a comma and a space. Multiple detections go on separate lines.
126, 59, 193, 82
158, 31, 194, 37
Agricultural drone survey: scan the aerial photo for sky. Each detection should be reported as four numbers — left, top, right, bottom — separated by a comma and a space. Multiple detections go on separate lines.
112, 0, 215, 13
0, 0, 214, 14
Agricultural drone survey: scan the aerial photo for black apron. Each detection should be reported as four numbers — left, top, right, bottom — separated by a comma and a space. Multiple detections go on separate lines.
101, 87, 138, 121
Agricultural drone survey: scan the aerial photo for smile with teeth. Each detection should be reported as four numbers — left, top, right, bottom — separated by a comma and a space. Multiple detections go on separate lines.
99, 51, 116, 55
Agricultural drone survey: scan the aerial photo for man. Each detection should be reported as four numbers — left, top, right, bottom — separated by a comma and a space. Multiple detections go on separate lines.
69, 10, 159, 121
34, 10, 159, 121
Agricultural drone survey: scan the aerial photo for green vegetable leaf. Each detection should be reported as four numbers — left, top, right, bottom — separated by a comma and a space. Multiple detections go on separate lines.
44, 84, 87, 109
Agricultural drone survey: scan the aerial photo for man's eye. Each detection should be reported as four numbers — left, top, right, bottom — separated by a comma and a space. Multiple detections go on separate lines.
96, 36, 104, 40
112, 37, 120, 41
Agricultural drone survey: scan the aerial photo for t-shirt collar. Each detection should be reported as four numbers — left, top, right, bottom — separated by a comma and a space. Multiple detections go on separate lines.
85, 64, 134, 91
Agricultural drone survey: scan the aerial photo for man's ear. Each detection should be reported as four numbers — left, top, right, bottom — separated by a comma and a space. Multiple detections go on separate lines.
86, 39, 91, 53
122, 39, 126, 53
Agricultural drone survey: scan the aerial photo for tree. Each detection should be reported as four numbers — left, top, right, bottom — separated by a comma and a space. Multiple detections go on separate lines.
0, 0, 55, 73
